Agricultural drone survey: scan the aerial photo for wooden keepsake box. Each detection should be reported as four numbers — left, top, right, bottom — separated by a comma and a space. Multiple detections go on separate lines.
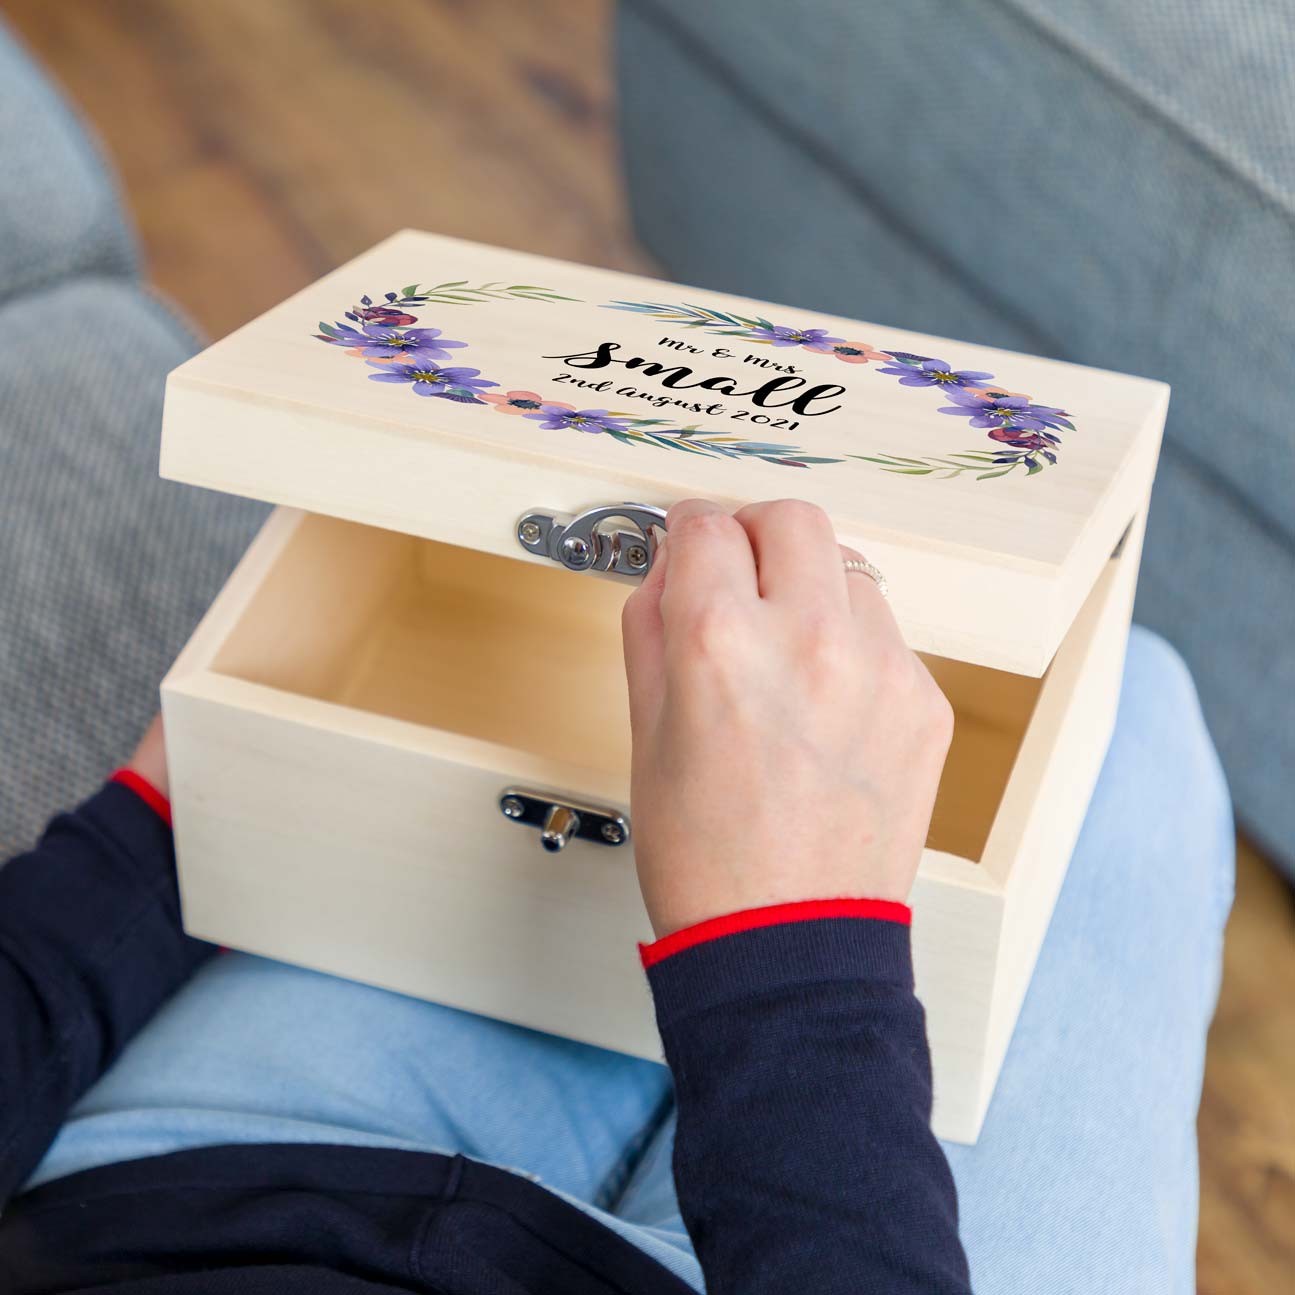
159, 230, 1166, 1143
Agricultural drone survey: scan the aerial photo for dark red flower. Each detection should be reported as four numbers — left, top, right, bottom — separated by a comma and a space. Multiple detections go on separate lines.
353, 305, 417, 326
989, 427, 1047, 450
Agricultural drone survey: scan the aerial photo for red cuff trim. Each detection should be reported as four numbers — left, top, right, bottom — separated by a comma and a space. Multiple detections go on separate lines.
639, 897, 911, 969
109, 768, 173, 828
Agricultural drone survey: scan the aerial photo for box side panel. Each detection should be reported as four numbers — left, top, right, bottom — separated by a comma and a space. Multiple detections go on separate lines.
974, 512, 1147, 1129
161, 684, 660, 1059
162, 506, 311, 686
911, 861, 1005, 1144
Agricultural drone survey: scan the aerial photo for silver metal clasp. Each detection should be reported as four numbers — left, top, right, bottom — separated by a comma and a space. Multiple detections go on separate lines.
516, 503, 668, 577
499, 787, 630, 854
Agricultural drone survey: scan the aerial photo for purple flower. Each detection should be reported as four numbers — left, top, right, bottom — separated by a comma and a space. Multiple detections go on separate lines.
877, 357, 995, 389
746, 324, 845, 349
356, 325, 467, 365
523, 405, 632, 434
316, 323, 369, 348
367, 363, 498, 400
1025, 406, 1072, 432
319, 324, 467, 366
937, 390, 1069, 431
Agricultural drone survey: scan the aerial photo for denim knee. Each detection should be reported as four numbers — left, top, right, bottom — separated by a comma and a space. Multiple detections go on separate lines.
1123, 625, 1235, 925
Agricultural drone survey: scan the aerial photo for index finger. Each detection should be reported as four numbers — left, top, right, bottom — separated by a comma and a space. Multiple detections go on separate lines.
657, 498, 758, 617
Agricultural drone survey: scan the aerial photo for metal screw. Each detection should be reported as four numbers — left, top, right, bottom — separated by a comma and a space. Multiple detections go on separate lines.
501, 796, 525, 819
560, 535, 592, 567
601, 821, 625, 844
518, 520, 542, 545
624, 544, 649, 571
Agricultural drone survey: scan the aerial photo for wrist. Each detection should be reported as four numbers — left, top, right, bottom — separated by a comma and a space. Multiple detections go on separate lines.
640, 896, 911, 969
643, 901, 916, 1036
124, 715, 170, 800
640, 867, 917, 945
109, 767, 172, 827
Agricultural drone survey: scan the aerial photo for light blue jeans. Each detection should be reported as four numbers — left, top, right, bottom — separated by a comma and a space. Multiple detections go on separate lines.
27, 627, 1233, 1294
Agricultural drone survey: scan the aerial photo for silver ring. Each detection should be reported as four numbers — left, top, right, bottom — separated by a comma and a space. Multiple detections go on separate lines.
843, 557, 889, 599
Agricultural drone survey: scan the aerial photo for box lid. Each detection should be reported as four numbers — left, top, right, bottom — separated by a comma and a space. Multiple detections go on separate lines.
160, 229, 1167, 676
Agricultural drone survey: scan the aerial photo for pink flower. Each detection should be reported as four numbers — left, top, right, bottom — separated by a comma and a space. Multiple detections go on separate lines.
806, 340, 891, 364
479, 389, 552, 416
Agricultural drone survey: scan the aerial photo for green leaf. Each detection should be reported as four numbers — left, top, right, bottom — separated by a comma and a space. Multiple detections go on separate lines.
648, 434, 712, 455
400, 283, 419, 298
976, 467, 1015, 479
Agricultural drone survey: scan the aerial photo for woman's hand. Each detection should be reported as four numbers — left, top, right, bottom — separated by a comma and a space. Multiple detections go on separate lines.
621, 498, 953, 939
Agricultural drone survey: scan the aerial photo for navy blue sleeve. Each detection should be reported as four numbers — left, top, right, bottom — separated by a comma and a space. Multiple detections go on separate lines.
646, 917, 972, 1295
0, 783, 214, 1202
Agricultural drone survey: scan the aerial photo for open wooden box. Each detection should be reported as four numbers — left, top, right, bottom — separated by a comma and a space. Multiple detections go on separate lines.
159, 231, 1167, 1143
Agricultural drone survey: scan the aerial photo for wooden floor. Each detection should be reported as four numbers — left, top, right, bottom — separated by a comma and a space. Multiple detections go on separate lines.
5, 0, 652, 340
7, 2, 1293, 1289
1198, 841, 1295, 1291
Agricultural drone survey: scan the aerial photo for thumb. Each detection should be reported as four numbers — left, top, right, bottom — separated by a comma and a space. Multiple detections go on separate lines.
620, 537, 668, 736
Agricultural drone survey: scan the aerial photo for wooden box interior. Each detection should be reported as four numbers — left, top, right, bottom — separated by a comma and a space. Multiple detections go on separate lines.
210, 513, 1043, 865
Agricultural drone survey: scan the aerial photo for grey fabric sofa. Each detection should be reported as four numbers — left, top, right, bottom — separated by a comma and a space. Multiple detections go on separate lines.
615, 0, 1295, 871
0, 20, 266, 858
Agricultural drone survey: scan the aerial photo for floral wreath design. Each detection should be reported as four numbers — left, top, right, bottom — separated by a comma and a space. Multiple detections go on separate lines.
314, 283, 1074, 479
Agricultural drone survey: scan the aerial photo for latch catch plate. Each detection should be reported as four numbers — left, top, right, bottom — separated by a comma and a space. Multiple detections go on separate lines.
499, 787, 631, 854
516, 503, 667, 577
